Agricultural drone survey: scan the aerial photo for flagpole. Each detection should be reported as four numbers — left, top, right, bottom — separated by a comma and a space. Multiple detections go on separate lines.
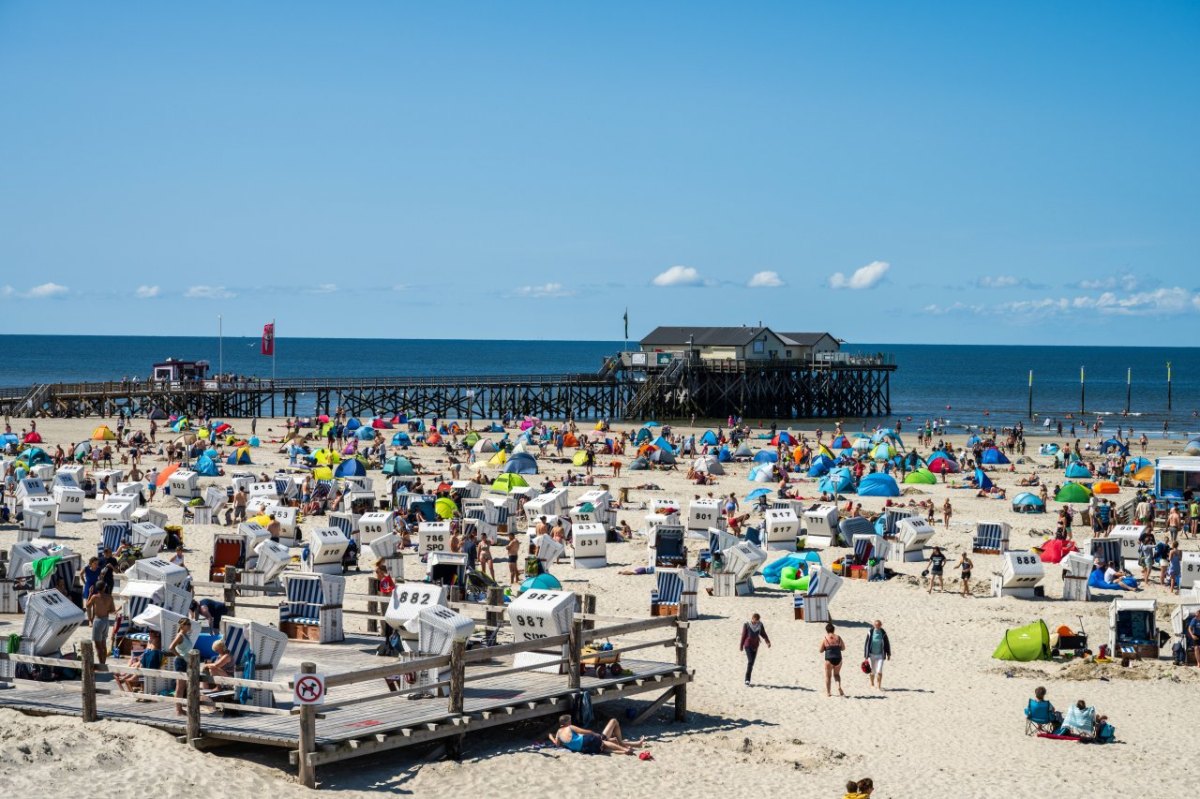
271, 318, 277, 419
218, 314, 223, 378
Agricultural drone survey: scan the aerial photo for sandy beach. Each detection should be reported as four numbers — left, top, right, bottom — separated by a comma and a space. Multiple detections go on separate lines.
3, 415, 1200, 799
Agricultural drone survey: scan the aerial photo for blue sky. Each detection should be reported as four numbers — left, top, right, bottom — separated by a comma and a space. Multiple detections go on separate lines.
1, 2, 1197, 345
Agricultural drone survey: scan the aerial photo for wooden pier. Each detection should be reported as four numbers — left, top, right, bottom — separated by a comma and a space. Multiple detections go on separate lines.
0, 352, 894, 421
0, 611, 690, 788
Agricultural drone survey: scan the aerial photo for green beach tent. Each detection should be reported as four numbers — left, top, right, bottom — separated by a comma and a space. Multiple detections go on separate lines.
903, 468, 937, 485
1055, 482, 1091, 503
992, 620, 1051, 662
382, 456, 415, 476
491, 473, 529, 492
434, 497, 458, 519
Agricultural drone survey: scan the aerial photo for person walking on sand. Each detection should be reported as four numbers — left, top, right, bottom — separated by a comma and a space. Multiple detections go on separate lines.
956, 552, 973, 596
942, 498, 952, 529
739, 613, 771, 686
927, 546, 947, 594
820, 623, 847, 697
863, 620, 891, 691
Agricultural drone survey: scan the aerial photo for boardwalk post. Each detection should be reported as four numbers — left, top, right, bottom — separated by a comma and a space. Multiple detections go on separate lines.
223, 568, 238, 616
568, 618, 583, 691
673, 621, 688, 722
447, 640, 466, 759
582, 593, 596, 632
186, 649, 202, 747
366, 577, 380, 635
485, 586, 505, 631
298, 662, 318, 789
80, 641, 97, 723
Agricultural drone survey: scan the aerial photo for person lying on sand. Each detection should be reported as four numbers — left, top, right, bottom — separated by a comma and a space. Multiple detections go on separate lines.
550, 715, 644, 755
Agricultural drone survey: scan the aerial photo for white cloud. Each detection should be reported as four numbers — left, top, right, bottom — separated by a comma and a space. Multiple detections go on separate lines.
185, 285, 236, 300
929, 286, 1200, 318
135, 285, 160, 299
0, 285, 13, 298
747, 271, 785, 288
392, 283, 408, 292
306, 283, 337, 294
978, 275, 1020, 289
829, 260, 889, 290
516, 282, 574, 298
652, 265, 703, 287
1079, 273, 1139, 291
25, 282, 69, 298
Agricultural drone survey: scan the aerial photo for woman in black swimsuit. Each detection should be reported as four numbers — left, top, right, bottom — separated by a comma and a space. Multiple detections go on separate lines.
957, 552, 973, 597
819, 623, 846, 697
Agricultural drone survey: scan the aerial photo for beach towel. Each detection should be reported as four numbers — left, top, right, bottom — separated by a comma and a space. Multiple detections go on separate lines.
236, 651, 257, 705
31, 556, 62, 585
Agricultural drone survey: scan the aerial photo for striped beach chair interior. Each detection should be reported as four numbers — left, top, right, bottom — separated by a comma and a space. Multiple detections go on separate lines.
117, 593, 153, 640
744, 526, 762, 546
99, 522, 131, 554
329, 514, 355, 538
973, 523, 1003, 551
852, 538, 873, 565
274, 478, 292, 498
220, 621, 252, 671
655, 570, 684, 605
281, 576, 324, 625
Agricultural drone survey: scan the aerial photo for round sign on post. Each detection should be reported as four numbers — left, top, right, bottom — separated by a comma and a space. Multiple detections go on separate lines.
294, 672, 326, 705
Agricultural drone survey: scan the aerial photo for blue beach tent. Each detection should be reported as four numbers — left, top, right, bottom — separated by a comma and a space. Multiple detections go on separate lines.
857, 473, 900, 497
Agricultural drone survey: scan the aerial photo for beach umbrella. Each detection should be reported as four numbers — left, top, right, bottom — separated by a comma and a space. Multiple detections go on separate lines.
752, 450, 778, 463
746, 488, 772, 500
1092, 480, 1120, 494
1055, 482, 1091, 503
904, 468, 937, 485
434, 497, 458, 519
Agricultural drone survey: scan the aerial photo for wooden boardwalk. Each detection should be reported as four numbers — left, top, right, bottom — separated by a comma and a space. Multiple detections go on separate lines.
0, 619, 691, 787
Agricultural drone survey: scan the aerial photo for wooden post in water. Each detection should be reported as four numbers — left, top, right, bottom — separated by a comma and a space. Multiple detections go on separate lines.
673, 621, 688, 722
1027, 370, 1033, 420
1080, 366, 1086, 414
1167, 362, 1173, 411
1126, 367, 1132, 415
186, 649, 202, 747
298, 662, 317, 789
80, 641, 97, 723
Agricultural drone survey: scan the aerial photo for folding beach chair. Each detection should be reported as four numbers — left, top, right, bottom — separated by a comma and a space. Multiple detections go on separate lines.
1024, 700, 1060, 735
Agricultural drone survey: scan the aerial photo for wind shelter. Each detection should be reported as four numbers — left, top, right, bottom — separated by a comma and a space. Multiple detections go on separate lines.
992, 620, 1050, 661
981, 447, 1009, 465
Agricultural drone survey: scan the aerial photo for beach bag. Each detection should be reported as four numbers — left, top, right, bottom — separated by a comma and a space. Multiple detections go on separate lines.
861, 659, 872, 674
572, 690, 595, 728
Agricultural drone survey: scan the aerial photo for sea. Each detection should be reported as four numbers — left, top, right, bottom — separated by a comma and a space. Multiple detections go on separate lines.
1, 335, 1197, 436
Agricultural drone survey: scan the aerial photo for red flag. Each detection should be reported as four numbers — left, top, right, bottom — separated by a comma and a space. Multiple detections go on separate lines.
261, 323, 275, 356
